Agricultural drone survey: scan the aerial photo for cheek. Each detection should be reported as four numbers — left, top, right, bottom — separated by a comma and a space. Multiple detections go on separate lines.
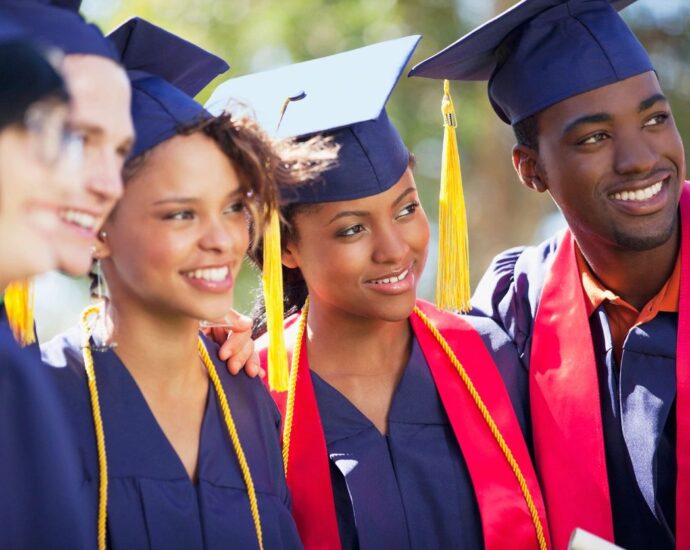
298, 240, 362, 290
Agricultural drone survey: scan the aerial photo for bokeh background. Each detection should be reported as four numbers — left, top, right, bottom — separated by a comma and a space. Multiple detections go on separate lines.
35, 0, 690, 340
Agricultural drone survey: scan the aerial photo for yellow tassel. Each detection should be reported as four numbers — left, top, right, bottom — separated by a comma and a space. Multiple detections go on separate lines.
263, 209, 289, 392
437, 80, 471, 313
4, 278, 36, 346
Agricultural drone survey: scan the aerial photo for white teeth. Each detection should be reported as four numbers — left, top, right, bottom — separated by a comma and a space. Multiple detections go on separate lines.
185, 266, 229, 282
371, 268, 409, 285
59, 208, 97, 230
610, 181, 663, 202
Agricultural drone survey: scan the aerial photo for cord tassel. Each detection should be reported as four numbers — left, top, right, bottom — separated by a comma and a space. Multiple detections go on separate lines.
437, 80, 471, 313
263, 209, 289, 391
5, 278, 36, 346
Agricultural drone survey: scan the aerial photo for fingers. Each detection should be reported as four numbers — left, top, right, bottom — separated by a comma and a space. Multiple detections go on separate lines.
221, 309, 252, 331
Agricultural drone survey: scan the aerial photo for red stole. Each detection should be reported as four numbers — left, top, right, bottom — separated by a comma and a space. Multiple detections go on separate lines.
262, 299, 549, 550
530, 183, 690, 549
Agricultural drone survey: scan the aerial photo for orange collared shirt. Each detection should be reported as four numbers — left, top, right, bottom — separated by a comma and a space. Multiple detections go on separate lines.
575, 246, 680, 365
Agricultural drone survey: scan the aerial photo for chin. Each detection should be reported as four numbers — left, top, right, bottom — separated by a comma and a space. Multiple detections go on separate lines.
57, 252, 94, 278
613, 218, 678, 252
371, 295, 416, 323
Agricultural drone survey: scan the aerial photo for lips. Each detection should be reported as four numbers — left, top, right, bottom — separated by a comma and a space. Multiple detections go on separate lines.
608, 180, 664, 202
363, 262, 417, 296
58, 207, 99, 236
368, 267, 410, 285
181, 264, 234, 293
606, 174, 675, 216
182, 266, 229, 282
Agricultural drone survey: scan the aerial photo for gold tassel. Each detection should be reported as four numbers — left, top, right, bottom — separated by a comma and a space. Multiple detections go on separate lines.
437, 80, 471, 313
4, 278, 36, 346
263, 209, 289, 392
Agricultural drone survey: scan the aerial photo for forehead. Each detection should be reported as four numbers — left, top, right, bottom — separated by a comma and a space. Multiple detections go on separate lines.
299, 169, 418, 217
539, 70, 664, 130
61, 54, 133, 135
126, 132, 240, 199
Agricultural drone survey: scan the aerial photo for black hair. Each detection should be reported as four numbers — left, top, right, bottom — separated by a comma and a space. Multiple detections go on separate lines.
512, 112, 540, 150
0, 41, 68, 130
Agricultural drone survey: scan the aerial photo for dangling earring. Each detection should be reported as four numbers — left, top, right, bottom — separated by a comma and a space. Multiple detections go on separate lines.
88, 235, 116, 351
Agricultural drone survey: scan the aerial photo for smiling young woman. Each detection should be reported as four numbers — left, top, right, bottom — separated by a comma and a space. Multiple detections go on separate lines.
208, 37, 550, 550
39, 18, 334, 550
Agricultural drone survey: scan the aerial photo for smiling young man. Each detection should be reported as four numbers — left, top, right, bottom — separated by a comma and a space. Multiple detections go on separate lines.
411, 1, 686, 549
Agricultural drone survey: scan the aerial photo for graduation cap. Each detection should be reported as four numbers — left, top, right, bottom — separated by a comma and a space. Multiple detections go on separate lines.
207, 37, 439, 389
206, 35, 471, 392
206, 35, 421, 204
0, 0, 118, 61
409, 0, 651, 125
107, 17, 229, 159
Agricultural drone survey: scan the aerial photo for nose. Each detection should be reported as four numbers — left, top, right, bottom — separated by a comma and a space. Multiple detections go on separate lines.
371, 223, 408, 265
613, 128, 658, 177
199, 216, 238, 254
85, 148, 124, 203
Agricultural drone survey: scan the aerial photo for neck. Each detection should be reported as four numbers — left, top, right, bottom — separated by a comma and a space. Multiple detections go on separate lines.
576, 220, 680, 310
305, 297, 412, 380
108, 299, 204, 389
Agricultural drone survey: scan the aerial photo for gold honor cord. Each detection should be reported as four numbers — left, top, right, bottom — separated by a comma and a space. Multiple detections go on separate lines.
281, 297, 309, 475
281, 300, 547, 550
197, 339, 264, 550
80, 305, 109, 550
80, 307, 264, 550
412, 307, 548, 550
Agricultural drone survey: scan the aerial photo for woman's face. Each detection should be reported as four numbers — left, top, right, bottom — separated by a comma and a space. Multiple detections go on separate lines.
284, 168, 430, 322
100, 132, 250, 323
0, 100, 82, 286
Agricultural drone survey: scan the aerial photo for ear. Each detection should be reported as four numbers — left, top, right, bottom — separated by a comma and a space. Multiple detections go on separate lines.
93, 228, 112, 260
512, 145, 548, 193
281, 241, 299, 270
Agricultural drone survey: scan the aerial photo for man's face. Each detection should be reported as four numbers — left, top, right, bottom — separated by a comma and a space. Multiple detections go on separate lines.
54, 54, 134, 276
531, 71, 685, 253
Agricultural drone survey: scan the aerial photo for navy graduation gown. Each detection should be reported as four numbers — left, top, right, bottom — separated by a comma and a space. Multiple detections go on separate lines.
309, 319, 529, 550
312, 337, 484, 550
41, 327, 302, 550
0, 308, 92, 550
472, 235, 676, 549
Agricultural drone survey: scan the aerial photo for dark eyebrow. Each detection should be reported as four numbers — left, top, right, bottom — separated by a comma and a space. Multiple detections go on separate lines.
639, 93, 667, 113
563, 113, 613, 136
152, 189, 243, 206
392, 187, 416, 206
328, 209, 368, 225
152, 197, 197, 206
326, 186, 418, 225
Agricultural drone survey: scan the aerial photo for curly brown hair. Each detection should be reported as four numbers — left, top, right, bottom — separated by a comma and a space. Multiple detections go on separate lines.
123, 112, 338, 241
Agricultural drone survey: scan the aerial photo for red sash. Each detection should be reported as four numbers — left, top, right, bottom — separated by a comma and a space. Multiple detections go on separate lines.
261, 299, 549, 550
530, 183, 690, 549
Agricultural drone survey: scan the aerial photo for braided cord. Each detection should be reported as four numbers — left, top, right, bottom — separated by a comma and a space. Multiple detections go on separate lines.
79, 305, 109, 550
282, 297, 309, 475
413, 306, 548, 550
197, 339, 264, 550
